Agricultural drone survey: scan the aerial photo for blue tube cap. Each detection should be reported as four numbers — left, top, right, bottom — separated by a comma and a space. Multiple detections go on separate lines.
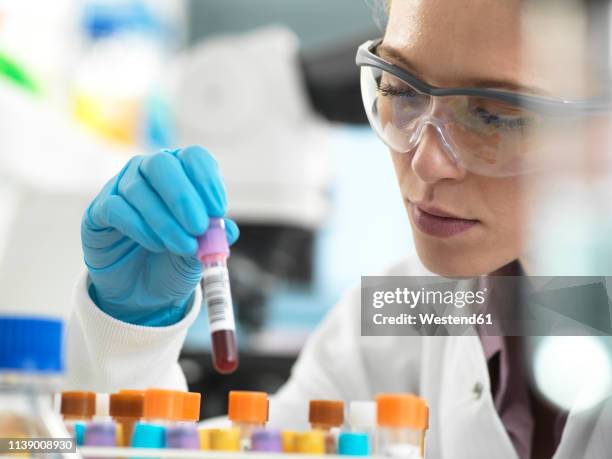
68, 422, 86, 447
131, 423, 166, 448
338, 432, 370, 456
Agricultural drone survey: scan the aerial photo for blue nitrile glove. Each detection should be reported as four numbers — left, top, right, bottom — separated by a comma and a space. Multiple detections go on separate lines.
81, 146, 239, 326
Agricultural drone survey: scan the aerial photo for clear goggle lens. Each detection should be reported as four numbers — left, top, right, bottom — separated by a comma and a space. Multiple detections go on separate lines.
360, 66, 548, 177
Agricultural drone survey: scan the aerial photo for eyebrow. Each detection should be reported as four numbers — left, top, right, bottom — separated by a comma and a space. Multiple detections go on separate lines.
376, 44, 544, 95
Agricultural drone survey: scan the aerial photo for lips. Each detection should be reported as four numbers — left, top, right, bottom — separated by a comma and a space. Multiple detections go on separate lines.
408, 201, 479, 238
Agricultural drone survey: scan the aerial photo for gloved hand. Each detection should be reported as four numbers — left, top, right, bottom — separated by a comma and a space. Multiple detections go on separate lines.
81, 146, 239, 326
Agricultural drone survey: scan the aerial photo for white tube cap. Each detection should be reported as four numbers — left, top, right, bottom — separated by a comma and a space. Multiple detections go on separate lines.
349, 401, 376, 430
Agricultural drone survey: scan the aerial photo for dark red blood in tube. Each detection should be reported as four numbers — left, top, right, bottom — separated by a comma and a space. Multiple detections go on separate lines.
211, 329, 239, 374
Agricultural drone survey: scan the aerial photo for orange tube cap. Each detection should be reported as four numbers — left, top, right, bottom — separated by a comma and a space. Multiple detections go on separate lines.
376, 393, 429, 429
227, 391, 268, 423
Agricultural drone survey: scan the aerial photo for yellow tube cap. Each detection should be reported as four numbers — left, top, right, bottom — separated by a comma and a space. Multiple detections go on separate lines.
296, 431, 325, 454
197, 428, 212, 450
281, 431, 298, 453
210, 428, 240, 451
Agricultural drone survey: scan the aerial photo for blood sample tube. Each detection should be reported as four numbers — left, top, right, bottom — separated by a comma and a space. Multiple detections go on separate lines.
197, 218, 238, 374
227, 390, 268, 450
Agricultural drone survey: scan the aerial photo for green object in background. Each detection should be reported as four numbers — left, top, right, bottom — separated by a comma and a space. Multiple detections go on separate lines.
0, 50, 39, 94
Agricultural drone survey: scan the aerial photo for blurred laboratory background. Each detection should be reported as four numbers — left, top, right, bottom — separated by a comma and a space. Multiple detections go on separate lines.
0, 0, 414, 417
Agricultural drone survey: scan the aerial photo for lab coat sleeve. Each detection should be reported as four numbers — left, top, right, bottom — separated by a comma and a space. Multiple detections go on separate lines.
63, 270, 201, 392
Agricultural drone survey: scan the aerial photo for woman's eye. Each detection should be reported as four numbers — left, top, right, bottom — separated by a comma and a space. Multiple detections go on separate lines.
471, 106, 531, 130
377, 83, 419, 98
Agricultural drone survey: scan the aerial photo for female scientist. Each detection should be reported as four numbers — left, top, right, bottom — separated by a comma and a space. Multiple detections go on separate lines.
65, 0, 610, 458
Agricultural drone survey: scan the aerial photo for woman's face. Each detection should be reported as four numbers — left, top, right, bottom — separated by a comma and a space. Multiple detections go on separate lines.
384, 0, 543, 277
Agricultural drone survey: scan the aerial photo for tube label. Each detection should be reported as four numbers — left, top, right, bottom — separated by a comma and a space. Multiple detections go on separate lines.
202, 266, 236, 333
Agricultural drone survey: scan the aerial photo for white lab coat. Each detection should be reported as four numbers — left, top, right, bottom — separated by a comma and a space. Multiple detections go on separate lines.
65, 257, 611, 459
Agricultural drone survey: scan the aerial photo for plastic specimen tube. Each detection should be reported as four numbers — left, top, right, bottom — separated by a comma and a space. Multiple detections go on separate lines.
309, 399, 344, 453
131, 389, 201, 448
227, 390, 268, 450
61, 391, 96, 446
110, 392, 144, 446
197, 218, 238, 374
375, 393, 429, 458
349, 401, 376, 448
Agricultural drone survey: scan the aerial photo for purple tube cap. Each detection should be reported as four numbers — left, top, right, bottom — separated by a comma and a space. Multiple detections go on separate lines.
165, 425, 200, 450
251, 428, 282, 452
83, 422, 116, 447
197, 218, 229, 259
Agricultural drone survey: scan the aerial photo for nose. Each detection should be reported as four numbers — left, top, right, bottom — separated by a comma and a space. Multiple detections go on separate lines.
410, 123, 468, 183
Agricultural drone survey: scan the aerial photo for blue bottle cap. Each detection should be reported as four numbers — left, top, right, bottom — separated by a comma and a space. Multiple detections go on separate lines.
0, 316, 63, 373
338, 432, 370, 456
131, 423, 166, 448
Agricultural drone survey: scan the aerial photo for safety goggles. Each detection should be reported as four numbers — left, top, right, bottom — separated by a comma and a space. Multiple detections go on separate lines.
356, 39, 610, 177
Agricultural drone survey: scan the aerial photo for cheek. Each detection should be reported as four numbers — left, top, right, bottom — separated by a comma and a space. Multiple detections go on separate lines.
390, 150, 412, 187
479, 177, 527, 243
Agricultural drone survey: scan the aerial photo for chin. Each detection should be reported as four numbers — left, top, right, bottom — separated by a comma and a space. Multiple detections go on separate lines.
413, 237, 509, 278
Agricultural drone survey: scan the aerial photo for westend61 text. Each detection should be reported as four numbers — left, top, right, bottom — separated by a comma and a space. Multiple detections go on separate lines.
373, 312, 493, 326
